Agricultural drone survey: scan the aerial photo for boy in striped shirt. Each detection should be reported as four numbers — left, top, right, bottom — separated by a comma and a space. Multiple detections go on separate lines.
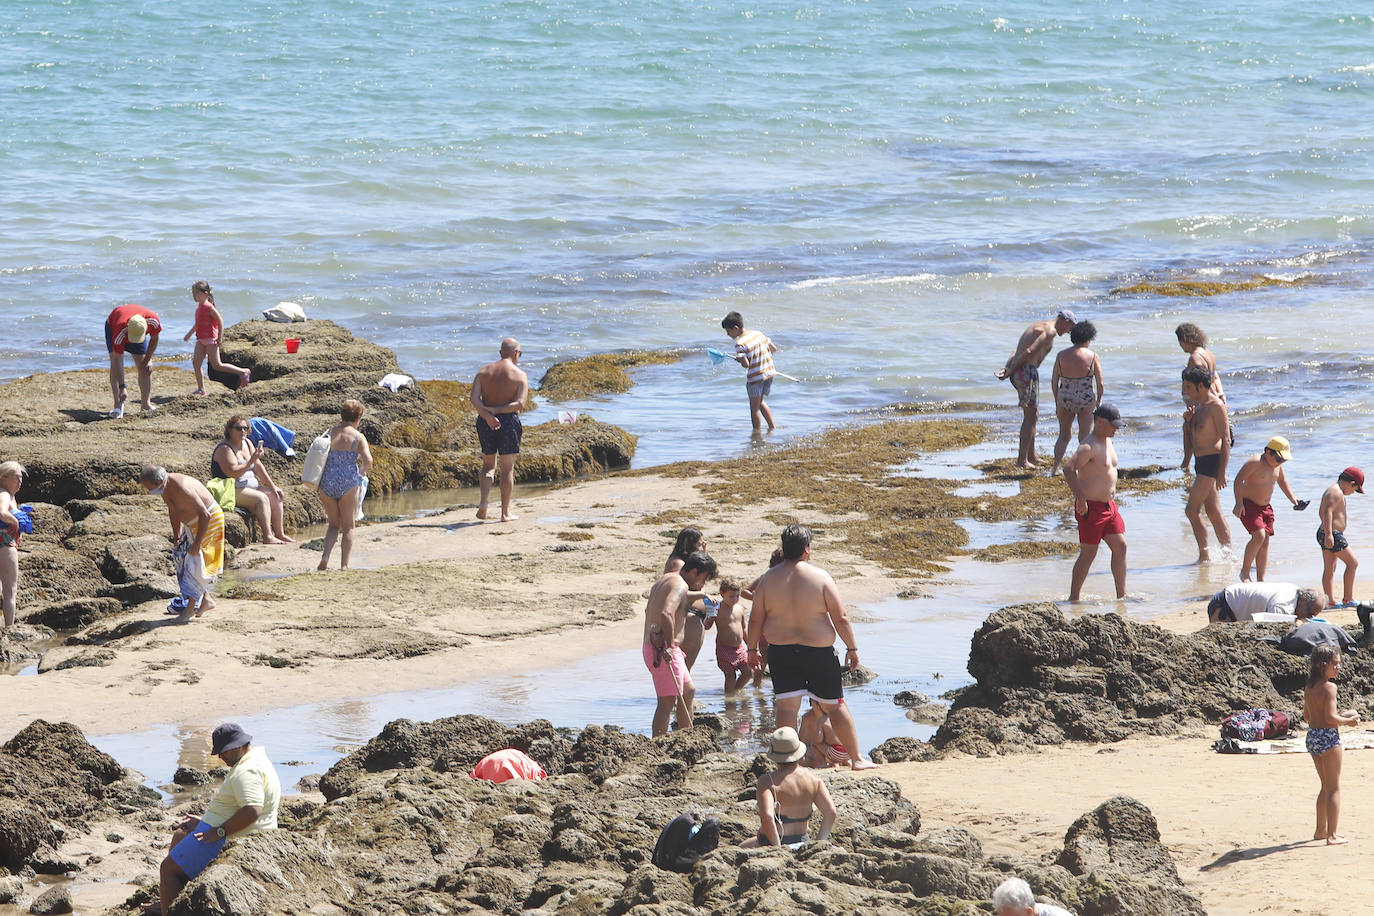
721, 311, 778, 432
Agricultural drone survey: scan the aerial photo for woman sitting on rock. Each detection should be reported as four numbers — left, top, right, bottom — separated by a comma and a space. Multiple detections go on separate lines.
0, 461, 24, 628
316, 399, 373, 570
740, 727, 837, 849
211, 415, 294, 545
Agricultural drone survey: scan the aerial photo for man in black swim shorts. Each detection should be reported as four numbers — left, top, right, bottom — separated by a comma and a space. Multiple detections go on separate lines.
747, 525, 877, 770
1182, 366, 1232, 563
470, 338, 529, 522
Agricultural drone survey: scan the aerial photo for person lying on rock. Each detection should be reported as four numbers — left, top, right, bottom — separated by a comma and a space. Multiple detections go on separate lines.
160, 723, 280, 916
992, 876, 1074, 916
740, 727, 836, 850
1207, 582, 1325, 623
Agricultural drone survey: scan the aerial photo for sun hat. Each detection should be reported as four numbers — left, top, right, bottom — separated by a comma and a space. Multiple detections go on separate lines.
765, 727, 807, 764
126, 314, 148, 344
1092, 404, 1123, 427
1265, 436, 1292, 461
210, 722, 252, 756
1341, 467, 1365, 494
1056, 309, 1079, 324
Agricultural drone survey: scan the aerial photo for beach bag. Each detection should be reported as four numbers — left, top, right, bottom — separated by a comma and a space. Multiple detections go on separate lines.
205, 478, 237, 515
355, 476, 368, 521
1221, 708, 1290, 742
301, 433, 330, 485
652, 811, 720, 872
469, 749, 546, 783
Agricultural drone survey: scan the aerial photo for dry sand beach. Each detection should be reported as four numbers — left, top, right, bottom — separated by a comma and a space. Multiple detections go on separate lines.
0, 330, 1363, 916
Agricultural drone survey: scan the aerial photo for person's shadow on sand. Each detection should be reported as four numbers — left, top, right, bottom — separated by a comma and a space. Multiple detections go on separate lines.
1200, 839, 1313, 870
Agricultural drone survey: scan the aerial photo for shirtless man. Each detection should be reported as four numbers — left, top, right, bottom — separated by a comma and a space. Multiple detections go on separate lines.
995, 310, 1077, 469
1182, 366, 1231, 563
1176, 323, 1224, 469
748, 525, 877, 770
641, 551, 717, 736
1318, 468, 1364, 607
140, 466, 224, 621
470, 338, 529, 522
1062, 405, 1127, 602
1232, 436, 1302, 582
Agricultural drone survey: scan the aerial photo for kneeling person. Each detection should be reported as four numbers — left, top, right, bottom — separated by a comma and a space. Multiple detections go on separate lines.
1207, 583, 1325, 623
160, 724, 280, 915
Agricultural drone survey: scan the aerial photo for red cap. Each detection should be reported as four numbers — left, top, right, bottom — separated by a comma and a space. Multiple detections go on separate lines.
1341, 467, 1365, 493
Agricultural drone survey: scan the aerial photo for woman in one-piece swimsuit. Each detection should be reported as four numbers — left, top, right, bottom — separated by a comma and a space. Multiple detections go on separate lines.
1050, 320, 1104, 475
315, 399, 374, 571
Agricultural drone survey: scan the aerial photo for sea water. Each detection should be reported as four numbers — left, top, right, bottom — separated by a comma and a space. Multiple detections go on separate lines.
5, 0, 1374, 775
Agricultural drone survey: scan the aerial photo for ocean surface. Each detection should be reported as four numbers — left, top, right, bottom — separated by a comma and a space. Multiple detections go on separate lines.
6, 1, 1374, 777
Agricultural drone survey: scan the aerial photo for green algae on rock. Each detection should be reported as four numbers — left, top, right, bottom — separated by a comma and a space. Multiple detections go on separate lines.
1111, 274, 1312, 298
973, 541, 1079, 562
537, 349, 684, 400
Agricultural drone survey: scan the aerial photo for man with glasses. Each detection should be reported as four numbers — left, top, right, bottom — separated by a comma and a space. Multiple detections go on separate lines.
1232, 435, 1304, 582
470, 337, 529, 522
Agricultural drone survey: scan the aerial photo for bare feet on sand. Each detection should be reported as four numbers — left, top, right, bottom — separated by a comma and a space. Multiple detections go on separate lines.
850, 759, 879, 771
476, 506, 488, 520
501, 513, 517, 522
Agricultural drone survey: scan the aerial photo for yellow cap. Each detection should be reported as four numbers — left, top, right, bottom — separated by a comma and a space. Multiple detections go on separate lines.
126, 314, 148, 344
1265, 436, 1292, 461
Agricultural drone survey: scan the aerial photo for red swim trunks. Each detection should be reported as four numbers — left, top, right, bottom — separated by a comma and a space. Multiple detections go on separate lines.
1076, 499, 1125, 545
1239, 498, 1275, 535
715, 642, 748, 674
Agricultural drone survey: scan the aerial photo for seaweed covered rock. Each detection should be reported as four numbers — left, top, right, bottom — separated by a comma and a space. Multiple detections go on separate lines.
0, 720, 157, 872
936, 603, 1323, 754
105, 714, 1197, 916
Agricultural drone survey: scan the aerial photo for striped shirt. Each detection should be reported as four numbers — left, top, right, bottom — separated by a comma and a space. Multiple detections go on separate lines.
107, 304, 162, 348
734, 329, 775, 383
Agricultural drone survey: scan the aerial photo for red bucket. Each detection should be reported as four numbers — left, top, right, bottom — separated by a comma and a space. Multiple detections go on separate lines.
285, 338, 301, 354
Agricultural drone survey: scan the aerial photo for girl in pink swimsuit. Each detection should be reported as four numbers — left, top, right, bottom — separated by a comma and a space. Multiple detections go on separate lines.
183, 281, 251, 394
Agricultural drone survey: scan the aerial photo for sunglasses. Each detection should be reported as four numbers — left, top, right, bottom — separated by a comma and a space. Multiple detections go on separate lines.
232, 425, 250, 432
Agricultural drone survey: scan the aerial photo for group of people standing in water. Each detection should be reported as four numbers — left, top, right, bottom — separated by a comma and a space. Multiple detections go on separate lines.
999, 313, 1365, 606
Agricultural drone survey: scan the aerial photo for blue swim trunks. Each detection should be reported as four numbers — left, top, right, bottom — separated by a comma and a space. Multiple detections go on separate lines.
1317, 528, 1350, 553
1307, 727, 1340, 756
169, 819, 228, 879
476, 413, 522, 456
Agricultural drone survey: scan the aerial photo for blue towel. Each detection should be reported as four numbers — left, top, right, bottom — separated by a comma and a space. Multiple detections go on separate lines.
249, 417, 297, 457
14, 505, 33, 535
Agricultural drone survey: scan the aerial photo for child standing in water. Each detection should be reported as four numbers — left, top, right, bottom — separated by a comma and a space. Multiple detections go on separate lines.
1317, 467, 1363, 607
184, 281, 251, 393
1304, 644, 1359, 845
711, 579, 751, 693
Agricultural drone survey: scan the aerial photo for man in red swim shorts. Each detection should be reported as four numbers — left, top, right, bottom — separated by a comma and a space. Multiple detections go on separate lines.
1062, 404, 1127, 602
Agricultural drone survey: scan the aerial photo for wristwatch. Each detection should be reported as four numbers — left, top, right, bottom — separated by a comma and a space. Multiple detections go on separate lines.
214, 826, 226, 839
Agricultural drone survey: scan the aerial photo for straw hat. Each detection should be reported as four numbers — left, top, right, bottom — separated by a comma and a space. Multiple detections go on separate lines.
765, 727, 806, 764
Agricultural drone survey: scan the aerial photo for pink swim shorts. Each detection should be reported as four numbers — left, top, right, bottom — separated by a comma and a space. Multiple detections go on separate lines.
716, 642, 748, 674
642, 642, 693, 698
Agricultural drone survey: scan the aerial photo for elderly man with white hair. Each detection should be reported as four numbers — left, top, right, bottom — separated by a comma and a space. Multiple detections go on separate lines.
1207, 582, 1326, 623
993, 877, 1075, 916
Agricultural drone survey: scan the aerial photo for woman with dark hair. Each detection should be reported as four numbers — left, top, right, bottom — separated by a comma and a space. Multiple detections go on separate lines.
1050, 320, 1103, 475
664, 527, 705, 574
212, 416, 293, 545
665, 527, 711, 668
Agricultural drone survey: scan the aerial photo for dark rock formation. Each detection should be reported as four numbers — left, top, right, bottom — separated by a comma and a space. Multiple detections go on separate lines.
98, 713, 1203, 916
0, 720, 158, 872
935, 602, 1324, 755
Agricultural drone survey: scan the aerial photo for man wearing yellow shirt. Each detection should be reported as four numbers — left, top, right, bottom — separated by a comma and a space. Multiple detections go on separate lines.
159, 723, 281, 916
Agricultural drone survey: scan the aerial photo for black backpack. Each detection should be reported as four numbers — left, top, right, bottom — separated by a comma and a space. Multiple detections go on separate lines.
652, 811, 720, 872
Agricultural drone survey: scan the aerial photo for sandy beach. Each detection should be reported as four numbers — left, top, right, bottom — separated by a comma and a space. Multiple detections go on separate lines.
6, 435, 1364, 916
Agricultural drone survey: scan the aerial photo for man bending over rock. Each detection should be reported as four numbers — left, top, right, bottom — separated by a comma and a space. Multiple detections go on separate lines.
160, 723, 280, 915
140, 465, 223, 621
748, 525, 877, 770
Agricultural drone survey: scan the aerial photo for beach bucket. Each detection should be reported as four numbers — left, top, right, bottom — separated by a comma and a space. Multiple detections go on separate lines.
285, 338, 301, 353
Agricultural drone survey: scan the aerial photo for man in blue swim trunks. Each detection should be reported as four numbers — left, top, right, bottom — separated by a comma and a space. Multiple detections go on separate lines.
748, 525, 877, 770
471, 337, 529, 523
159, 723, 280, 915
1182, 366, 1231, 564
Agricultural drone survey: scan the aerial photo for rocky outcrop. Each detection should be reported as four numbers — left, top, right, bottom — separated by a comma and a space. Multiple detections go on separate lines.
0, 321, 638, 625
0, 720, 158, 872
111, 713, 1201, 916
935, 603, 1330, 755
